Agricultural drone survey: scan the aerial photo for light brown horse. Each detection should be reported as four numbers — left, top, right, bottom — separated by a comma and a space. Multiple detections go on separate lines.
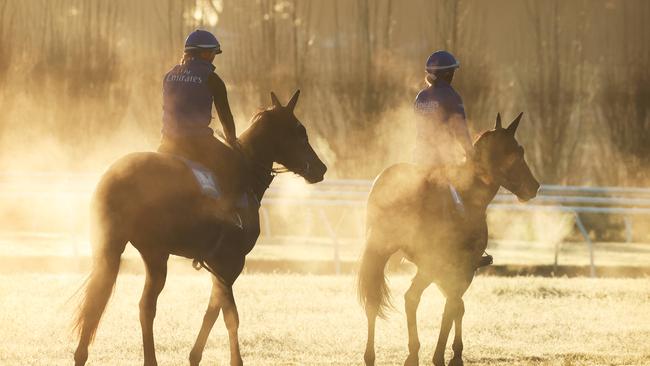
358, 113, 539, 366
73, 90, 327, 366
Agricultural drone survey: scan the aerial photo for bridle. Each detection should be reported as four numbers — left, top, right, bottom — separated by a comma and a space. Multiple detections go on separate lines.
473, 149, 526, 193
237, 145, 312, 203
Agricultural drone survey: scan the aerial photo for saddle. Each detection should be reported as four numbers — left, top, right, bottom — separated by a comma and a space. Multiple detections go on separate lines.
171, 155, 262, 278
173, 154, 257, 213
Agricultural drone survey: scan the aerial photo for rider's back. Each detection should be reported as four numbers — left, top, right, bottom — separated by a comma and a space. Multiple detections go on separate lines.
162, 59, 218, 138
413, 80, 466, 167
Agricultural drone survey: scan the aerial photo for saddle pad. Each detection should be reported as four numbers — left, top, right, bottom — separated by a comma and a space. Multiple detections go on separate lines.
186, 161, 221, 198
448, 184, 465, 214
173, 155, 254, 209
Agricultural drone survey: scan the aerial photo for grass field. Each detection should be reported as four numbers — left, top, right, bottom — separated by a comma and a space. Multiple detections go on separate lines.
1, 273, 649, 365
3, 237, 650, 270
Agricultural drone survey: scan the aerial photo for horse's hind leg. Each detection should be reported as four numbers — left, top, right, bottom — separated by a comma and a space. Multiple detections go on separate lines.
138, 252, 169, 366
363, 301, 378, 366
189, 277, 225, 366
403, 272, 431, 366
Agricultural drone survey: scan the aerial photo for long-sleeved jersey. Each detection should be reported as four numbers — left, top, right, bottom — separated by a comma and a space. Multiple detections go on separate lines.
162, 58, 236, 141
413, 79, 472, 167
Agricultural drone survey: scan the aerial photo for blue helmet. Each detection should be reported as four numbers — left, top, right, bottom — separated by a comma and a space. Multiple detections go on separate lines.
184, 29, 222, 54
425, 50, 459, 73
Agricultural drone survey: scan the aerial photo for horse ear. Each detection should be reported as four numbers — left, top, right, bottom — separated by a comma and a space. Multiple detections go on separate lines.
507, 112, 523, 134
495, 113, 502, 129
287, 89, 300, 112
270, 92, 282, 108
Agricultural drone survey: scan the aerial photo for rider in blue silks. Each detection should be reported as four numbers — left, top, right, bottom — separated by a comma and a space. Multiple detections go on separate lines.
414, 50, 492, 267
158, 29, 241, 229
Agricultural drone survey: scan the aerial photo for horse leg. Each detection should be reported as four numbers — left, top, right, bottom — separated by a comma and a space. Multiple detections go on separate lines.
403, 272, 431, 366
363, 302, 378, 366
139, 253, 168, 366
189, 277, 225, 366
222, 286, 243, 366
432, 297, 462, 366
448, 299, 465, 366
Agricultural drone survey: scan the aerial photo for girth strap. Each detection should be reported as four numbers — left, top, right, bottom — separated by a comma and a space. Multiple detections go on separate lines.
192, 228, 228, 283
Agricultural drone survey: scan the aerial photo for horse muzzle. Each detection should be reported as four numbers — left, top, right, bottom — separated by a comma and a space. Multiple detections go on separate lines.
517, 181, 540, 202
303, 160, 327, 183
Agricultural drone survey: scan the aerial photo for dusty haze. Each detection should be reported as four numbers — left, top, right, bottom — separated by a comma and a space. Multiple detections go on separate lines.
0, 0, 648, 184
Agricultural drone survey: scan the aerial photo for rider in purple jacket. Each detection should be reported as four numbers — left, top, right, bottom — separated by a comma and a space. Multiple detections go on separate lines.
414, 50, 473, 167
158, 29, 240, 228
414, 50, 492, 268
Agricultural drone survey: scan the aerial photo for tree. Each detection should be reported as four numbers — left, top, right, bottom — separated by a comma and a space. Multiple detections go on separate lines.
516, 0, 588, 184
597, 0, 650, 185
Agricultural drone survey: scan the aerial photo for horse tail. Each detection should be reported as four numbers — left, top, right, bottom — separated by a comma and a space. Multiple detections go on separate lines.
72, 245, 122, 344
72, 191, 127, 349
357, 241, 394, 319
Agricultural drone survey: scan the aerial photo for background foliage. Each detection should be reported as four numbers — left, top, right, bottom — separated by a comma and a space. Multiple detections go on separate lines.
0, 0, 648, 184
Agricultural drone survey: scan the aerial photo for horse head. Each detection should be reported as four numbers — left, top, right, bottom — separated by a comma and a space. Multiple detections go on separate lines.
241, 90, 327, 183
473, 112, 539, 201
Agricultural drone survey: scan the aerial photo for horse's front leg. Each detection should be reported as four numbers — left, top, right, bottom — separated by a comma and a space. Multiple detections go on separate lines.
432, 297, 460, 366
139, 253, 169, 366
189, 277, 225, 366
222, 286, 243, 366
433, 274, 471, 366
403, 272, 431, 366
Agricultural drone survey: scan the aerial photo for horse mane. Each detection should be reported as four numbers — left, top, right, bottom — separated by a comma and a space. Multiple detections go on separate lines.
249, 105, 281, 126
239, 105, 281, 144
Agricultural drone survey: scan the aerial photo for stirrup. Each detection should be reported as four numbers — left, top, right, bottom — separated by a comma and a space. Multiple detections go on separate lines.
192, 259, 203, 271
222, 213, 243, 230
477, 254, 493, 268
215, 211, 243, 230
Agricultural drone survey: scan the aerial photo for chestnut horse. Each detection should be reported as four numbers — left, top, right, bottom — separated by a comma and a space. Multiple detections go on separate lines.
73, 90, 327, 366
358, 113, 539, 366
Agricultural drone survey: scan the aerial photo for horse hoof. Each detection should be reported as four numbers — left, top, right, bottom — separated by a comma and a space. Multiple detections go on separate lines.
73, 349, 88, 366
448, 357, 464, 366
189, 352, 201, 366
403, 354, 419, 366
364, 350, 375, 366
432, 356, 445, 366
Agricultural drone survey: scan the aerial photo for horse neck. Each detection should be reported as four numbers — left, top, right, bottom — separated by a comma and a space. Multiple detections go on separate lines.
238, 127, 275, 201
458, 160, 500, 212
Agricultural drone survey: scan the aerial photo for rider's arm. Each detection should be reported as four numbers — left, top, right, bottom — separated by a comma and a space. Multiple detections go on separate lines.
208, 73, 237, 144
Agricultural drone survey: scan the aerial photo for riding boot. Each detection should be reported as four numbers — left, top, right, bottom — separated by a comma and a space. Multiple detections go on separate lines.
192, 196, 243, 273
212, 196, 243, 230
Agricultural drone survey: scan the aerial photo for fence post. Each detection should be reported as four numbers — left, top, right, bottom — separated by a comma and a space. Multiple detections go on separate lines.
553, 240, 562, 274
318, 208, 340, 275
574, 212, 595, 278
624, 216, 633, 243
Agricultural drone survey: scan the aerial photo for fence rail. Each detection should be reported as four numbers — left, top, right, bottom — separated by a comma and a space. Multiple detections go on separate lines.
1, 173, 649, 276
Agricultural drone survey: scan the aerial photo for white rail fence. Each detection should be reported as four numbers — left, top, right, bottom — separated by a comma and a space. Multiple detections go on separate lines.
1, 173, 650, 276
